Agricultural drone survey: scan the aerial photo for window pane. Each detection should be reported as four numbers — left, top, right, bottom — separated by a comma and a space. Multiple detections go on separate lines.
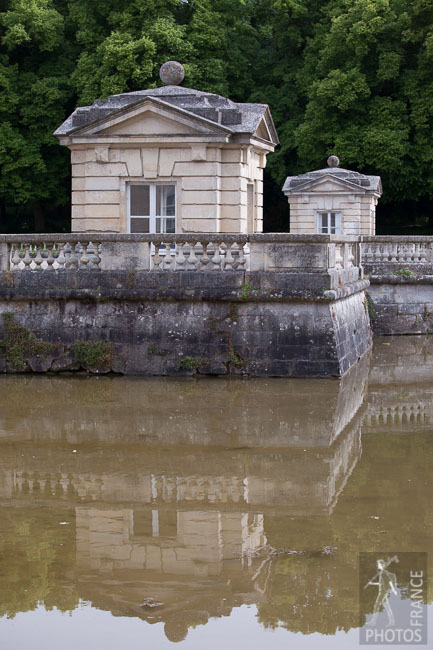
321, 213, 328, 234
130, 217, 150, 233
166, 218, 175, 233
156, 185, 175, 216
130, 185, 150, 216
156, 217, 176, 234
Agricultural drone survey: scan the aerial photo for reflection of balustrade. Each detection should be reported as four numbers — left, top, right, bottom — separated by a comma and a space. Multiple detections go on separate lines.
364, 402, 427, 427
13, 470, 103, 500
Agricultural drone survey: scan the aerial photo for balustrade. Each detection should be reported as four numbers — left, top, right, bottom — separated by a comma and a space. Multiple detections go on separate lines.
361, 239, 431, 265
0, 233, 365, 275
9, 240, 101, 271
150, 238, 248, 271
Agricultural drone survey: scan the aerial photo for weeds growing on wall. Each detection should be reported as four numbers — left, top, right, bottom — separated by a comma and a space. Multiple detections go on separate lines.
177, 356, 204, 373
72, 339, 114, 371
0, 313, 55, 370
393, 267, 416, 279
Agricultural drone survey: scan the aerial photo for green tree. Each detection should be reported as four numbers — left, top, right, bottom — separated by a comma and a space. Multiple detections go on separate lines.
0, 0, 76, 231
292, 0, 433, 209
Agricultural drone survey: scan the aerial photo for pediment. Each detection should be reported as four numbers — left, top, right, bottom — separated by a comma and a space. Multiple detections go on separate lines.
255, 118, 271, 141
70, 97, 232, 138
254, 109, 279, 145
99, 110, 198, 135
290, 174, 369, 194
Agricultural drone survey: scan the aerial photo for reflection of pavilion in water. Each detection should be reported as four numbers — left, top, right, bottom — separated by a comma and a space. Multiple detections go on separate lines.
0, 340, 431, 639
0, 358, 368, 639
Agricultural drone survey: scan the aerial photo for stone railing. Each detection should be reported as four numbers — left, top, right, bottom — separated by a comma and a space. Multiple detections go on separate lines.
0, 234, 362, 280
5, 234, 433, 276
361, 236, 433, 267
6, 238, 102, 271
150, 235, 248, 271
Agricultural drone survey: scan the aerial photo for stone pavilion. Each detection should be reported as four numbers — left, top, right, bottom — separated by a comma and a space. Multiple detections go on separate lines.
55, 61, 279, 235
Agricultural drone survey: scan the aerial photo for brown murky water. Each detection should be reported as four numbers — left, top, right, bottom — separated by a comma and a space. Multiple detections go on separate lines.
0, 337, 432, 649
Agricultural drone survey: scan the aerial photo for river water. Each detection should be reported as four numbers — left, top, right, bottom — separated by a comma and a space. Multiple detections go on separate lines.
0, 337, 432, 649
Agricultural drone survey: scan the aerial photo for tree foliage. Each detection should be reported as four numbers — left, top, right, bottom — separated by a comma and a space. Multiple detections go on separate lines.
1, 0, 433, 232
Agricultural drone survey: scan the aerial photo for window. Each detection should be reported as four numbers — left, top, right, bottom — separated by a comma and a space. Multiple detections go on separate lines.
128, 184, 176, 234
317, 212, 341, 234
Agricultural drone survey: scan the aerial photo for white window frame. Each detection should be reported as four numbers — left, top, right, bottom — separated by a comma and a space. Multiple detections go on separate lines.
316, 211, 342, 235
127, 183, 176, 234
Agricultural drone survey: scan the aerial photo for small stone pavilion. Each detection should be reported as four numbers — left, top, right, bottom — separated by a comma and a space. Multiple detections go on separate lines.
55, 61, 278, 235
282, 156, 382, 235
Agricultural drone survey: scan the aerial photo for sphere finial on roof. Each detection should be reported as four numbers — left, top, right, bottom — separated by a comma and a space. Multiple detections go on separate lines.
327, 155, 340, 168
159, 61, 185, 86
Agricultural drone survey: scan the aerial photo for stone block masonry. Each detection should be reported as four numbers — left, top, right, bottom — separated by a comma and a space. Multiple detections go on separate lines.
367, 277, 433, 335
362, 237, 433, 334
0, 270, 371, 377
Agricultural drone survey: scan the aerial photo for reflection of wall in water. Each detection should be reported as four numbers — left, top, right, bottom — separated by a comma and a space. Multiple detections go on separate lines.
76, 508, 265, 577
0, 354, 369, 448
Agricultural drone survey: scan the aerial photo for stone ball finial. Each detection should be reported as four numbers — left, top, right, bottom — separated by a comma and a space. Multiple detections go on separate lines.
159, 61, 185, 86
327, 155, 340, 168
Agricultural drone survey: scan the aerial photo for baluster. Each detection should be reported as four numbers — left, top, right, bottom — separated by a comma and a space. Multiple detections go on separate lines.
46, 243, 55, 270
390, 243, 397, 263
220, 243, 228, 270
11, 244, 21, 269
377, 243, 383, 262
234, 240, 246, 270
91, 242, 101, 269
153, 241, 163, 269
34, 244, 43, 270
187, 241, 198, 270
163, 241, 172, 270
23, 244, 32, 270
80, 242, 90, 269
223, 243, 235, 271
56, 243, 67, 269
385, 242, 392, 262
68, 242, 79, 269
364, 243, 373, 263
420, 244, 427, 263
175, 241, 186, 270
210, 244, 222, 270
414, 243, 421, 262
408, 243, 415, 262
200, 241, 210, 269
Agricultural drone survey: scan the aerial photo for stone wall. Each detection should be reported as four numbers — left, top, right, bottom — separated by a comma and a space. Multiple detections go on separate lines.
367, 277, 433, 335
70, 145, 265, 234
0, 270, 371, 377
